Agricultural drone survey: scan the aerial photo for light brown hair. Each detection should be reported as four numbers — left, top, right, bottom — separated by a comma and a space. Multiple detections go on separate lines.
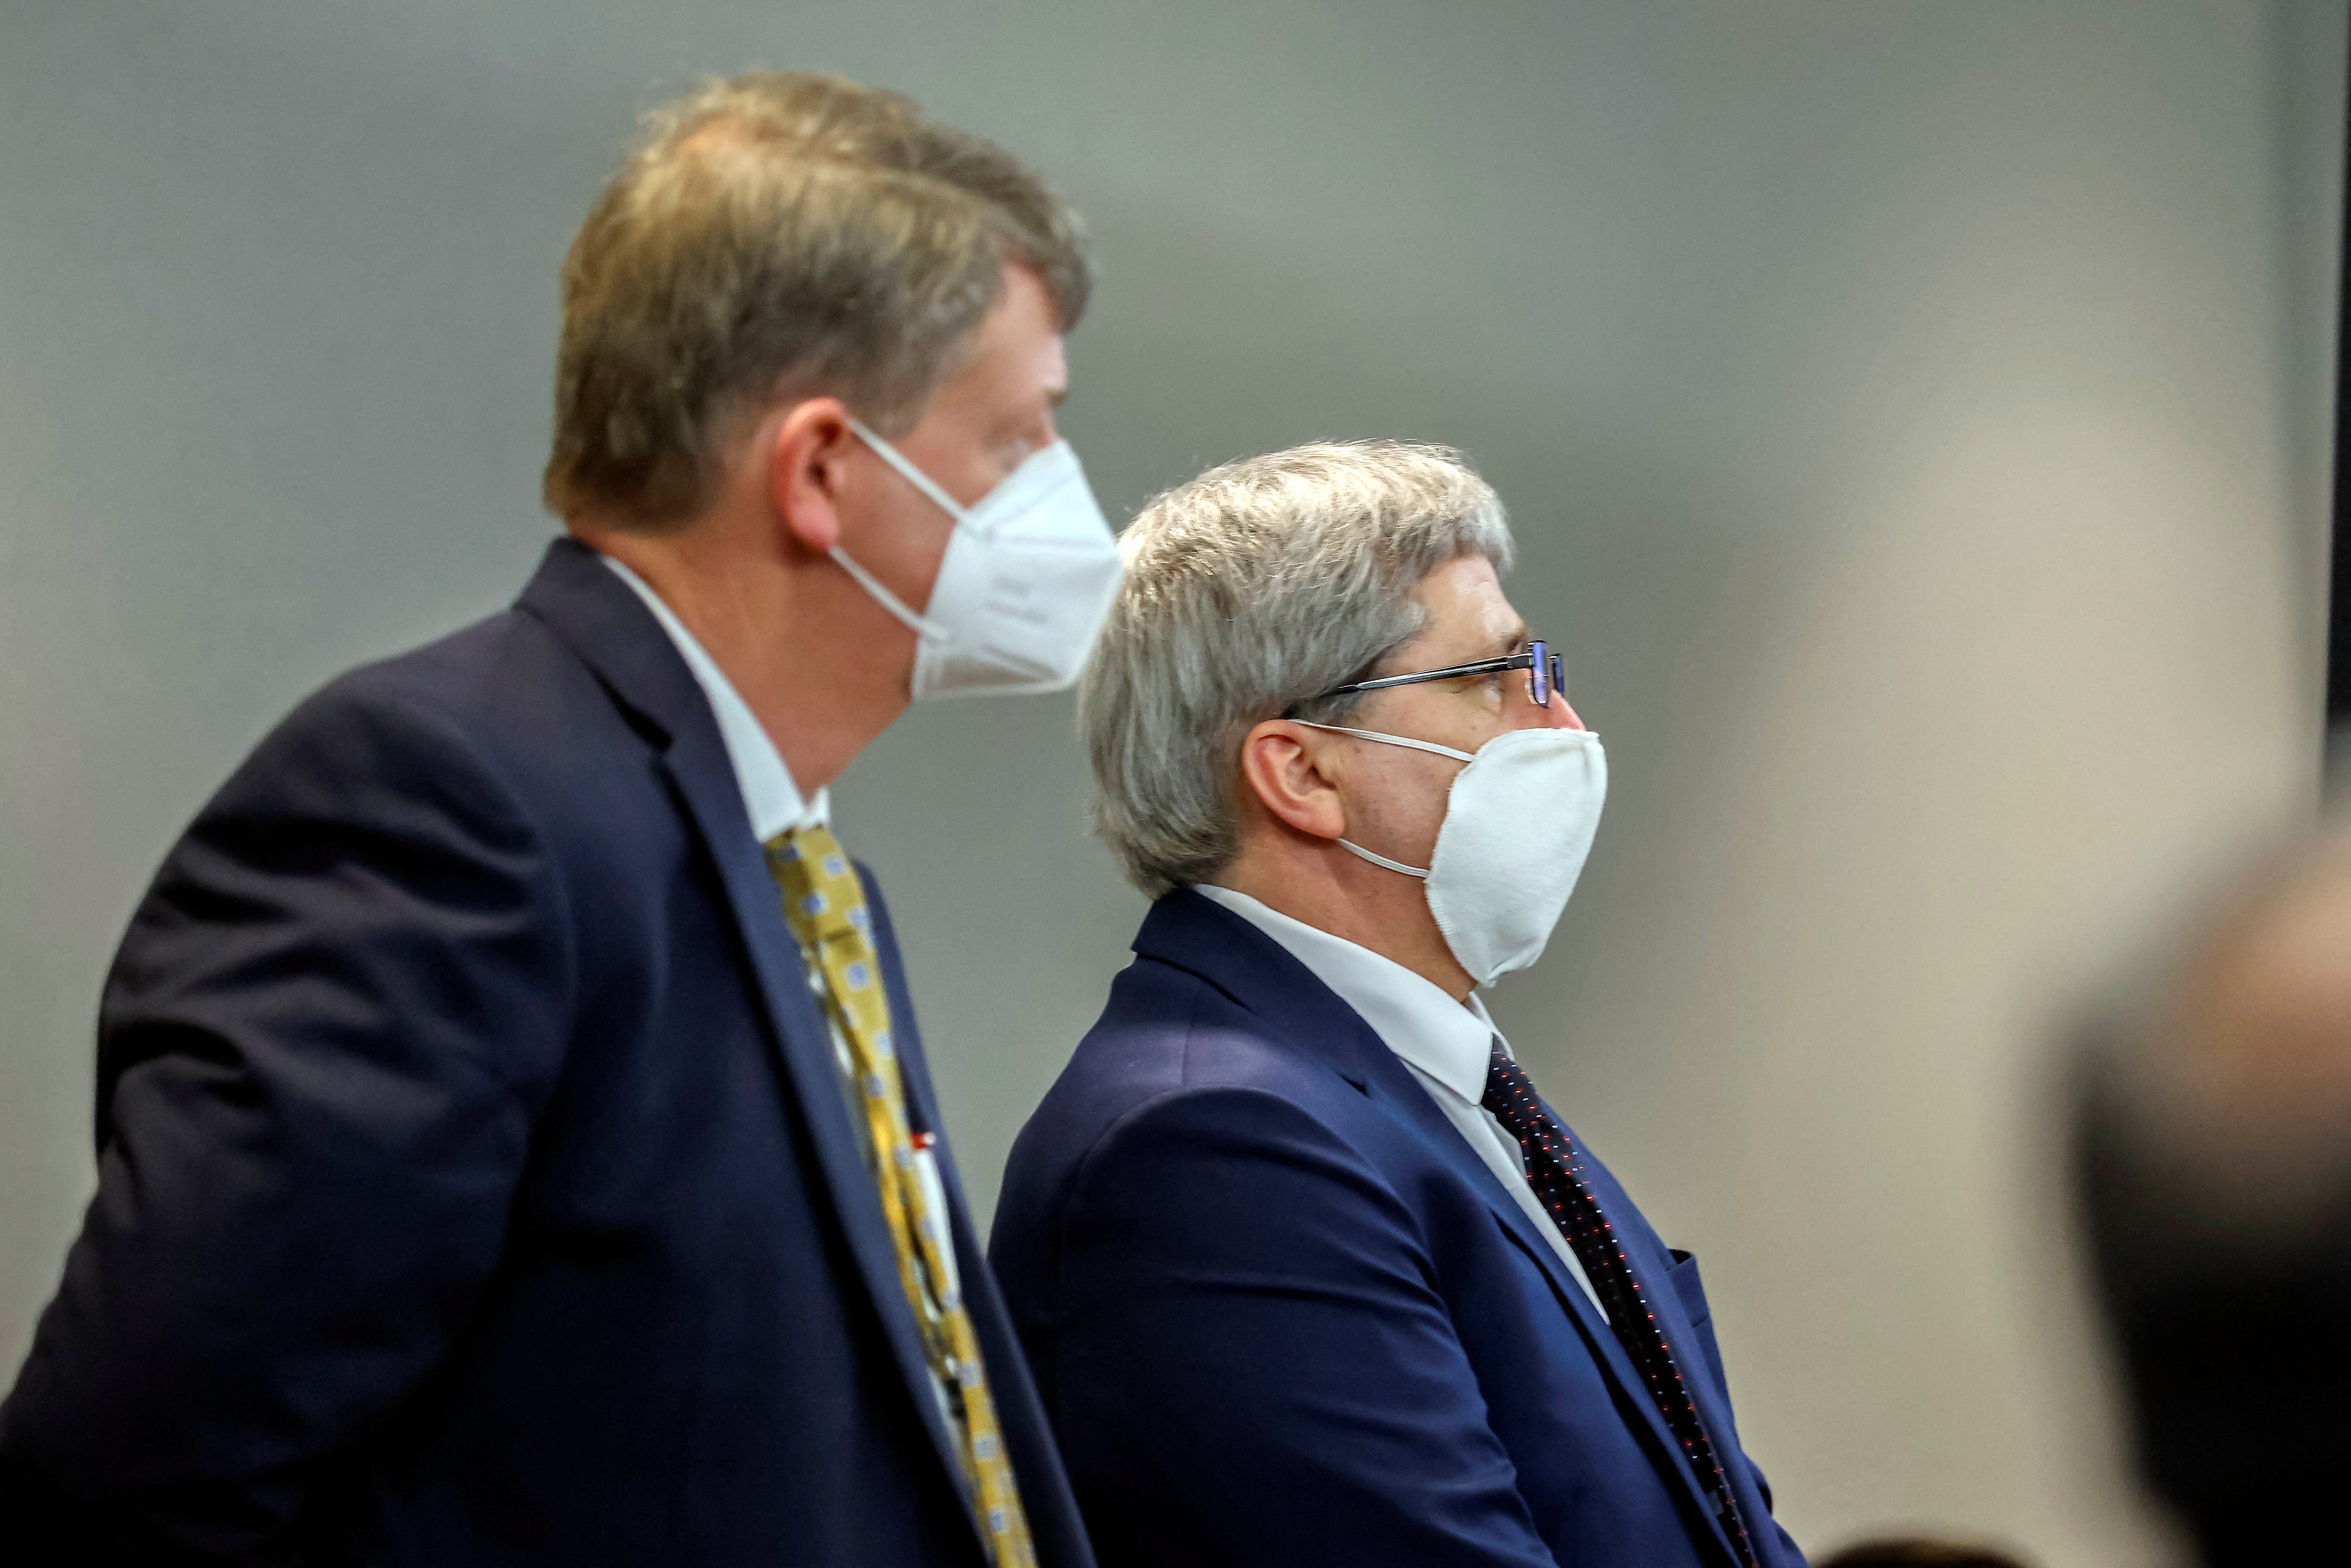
544, 72, 1091, 527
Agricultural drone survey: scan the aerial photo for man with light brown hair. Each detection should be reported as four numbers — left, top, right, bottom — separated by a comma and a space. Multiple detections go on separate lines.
0, 72, 1111, 1568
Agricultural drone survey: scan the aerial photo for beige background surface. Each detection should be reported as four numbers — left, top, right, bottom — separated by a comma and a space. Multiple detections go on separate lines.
2, 2, 2341, 1561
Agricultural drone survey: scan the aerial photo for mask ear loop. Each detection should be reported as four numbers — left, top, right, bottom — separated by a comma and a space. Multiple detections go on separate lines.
1291, 720, 1475, 764
1290, 720, 1472, 876
1338, 839, 1429, 878
846, 417, 972, 523
827, 545, 944, 640
829, 417, 968, 642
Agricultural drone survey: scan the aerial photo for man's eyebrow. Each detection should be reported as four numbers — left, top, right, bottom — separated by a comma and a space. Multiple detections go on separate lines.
1484, 623, 1530, 659
993, 388, 1067, 446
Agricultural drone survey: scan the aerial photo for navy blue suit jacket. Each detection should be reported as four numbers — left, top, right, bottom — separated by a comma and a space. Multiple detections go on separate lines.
990, 890, 1805, 1568
0, 539, 1093, 1568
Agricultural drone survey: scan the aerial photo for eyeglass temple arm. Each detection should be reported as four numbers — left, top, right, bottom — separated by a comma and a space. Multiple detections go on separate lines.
1329, 653, 1527, 697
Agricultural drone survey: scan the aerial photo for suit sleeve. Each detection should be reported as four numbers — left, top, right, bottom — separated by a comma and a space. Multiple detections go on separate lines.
0, 684, 574, 1563
1048, 1082, 1560, 1568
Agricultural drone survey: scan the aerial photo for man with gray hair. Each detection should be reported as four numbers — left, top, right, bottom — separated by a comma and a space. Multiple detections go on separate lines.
0, 73, 1110, 1567
991, 442, 1807, 1567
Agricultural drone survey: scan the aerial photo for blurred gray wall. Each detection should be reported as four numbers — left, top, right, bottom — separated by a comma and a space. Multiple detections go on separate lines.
2, 1, 2340, 1560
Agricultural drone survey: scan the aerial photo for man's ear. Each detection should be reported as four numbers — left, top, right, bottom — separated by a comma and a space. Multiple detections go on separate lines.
765, 397, 859, 556
1238, 720, 1350, 844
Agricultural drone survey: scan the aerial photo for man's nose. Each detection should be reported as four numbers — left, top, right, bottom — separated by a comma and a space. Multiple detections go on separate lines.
1506, 690, 1583, 732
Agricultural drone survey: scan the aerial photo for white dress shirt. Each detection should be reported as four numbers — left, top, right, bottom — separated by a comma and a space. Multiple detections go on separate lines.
602, 556, 828, 840
1193, 884, 1605, 1317
601, 554, 967, 1320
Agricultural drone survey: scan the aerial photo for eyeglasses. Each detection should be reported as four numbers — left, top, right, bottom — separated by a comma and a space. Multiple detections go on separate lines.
1285, 639, 1564, 717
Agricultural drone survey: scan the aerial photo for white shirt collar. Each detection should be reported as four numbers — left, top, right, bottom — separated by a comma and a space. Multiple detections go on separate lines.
1192, 884, 1501, 1106
600, 555, 828, 842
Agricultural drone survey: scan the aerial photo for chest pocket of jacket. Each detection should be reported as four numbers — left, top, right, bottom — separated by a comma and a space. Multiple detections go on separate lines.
1665, 1249, 1732, 1408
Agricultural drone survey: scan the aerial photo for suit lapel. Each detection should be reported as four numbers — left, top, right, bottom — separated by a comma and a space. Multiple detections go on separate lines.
1569, 1135, 1757, 1561
1136, 890, 1736, 1558
1363, 1046, 1734, 1552
513, 540, 971, 1502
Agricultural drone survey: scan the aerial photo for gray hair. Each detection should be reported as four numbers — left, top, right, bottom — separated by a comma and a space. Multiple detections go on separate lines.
1082, 441, 1516, 897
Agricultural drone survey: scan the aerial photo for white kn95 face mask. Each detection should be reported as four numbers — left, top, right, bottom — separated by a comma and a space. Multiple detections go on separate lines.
1298, 721, 1609, 987
830, 418, 1124, 701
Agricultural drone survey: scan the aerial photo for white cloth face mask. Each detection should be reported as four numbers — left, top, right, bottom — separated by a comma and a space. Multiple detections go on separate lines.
1298, 721, 1608, 986
830, 419, 1124, 700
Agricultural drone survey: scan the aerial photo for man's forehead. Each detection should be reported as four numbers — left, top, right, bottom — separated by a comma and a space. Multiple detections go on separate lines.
1409, 557, 1523, 651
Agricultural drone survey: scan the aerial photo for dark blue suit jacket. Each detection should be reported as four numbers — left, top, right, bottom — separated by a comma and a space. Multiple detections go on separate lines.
0, 539, 1093, 1568
990, 890, 1805, 1568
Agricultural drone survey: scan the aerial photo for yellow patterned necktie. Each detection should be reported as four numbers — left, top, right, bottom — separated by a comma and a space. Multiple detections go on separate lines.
764, 823, 1036, 1568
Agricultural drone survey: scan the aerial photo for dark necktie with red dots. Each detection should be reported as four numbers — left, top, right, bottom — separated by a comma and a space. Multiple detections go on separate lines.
1481, 1043, 1761, 1568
